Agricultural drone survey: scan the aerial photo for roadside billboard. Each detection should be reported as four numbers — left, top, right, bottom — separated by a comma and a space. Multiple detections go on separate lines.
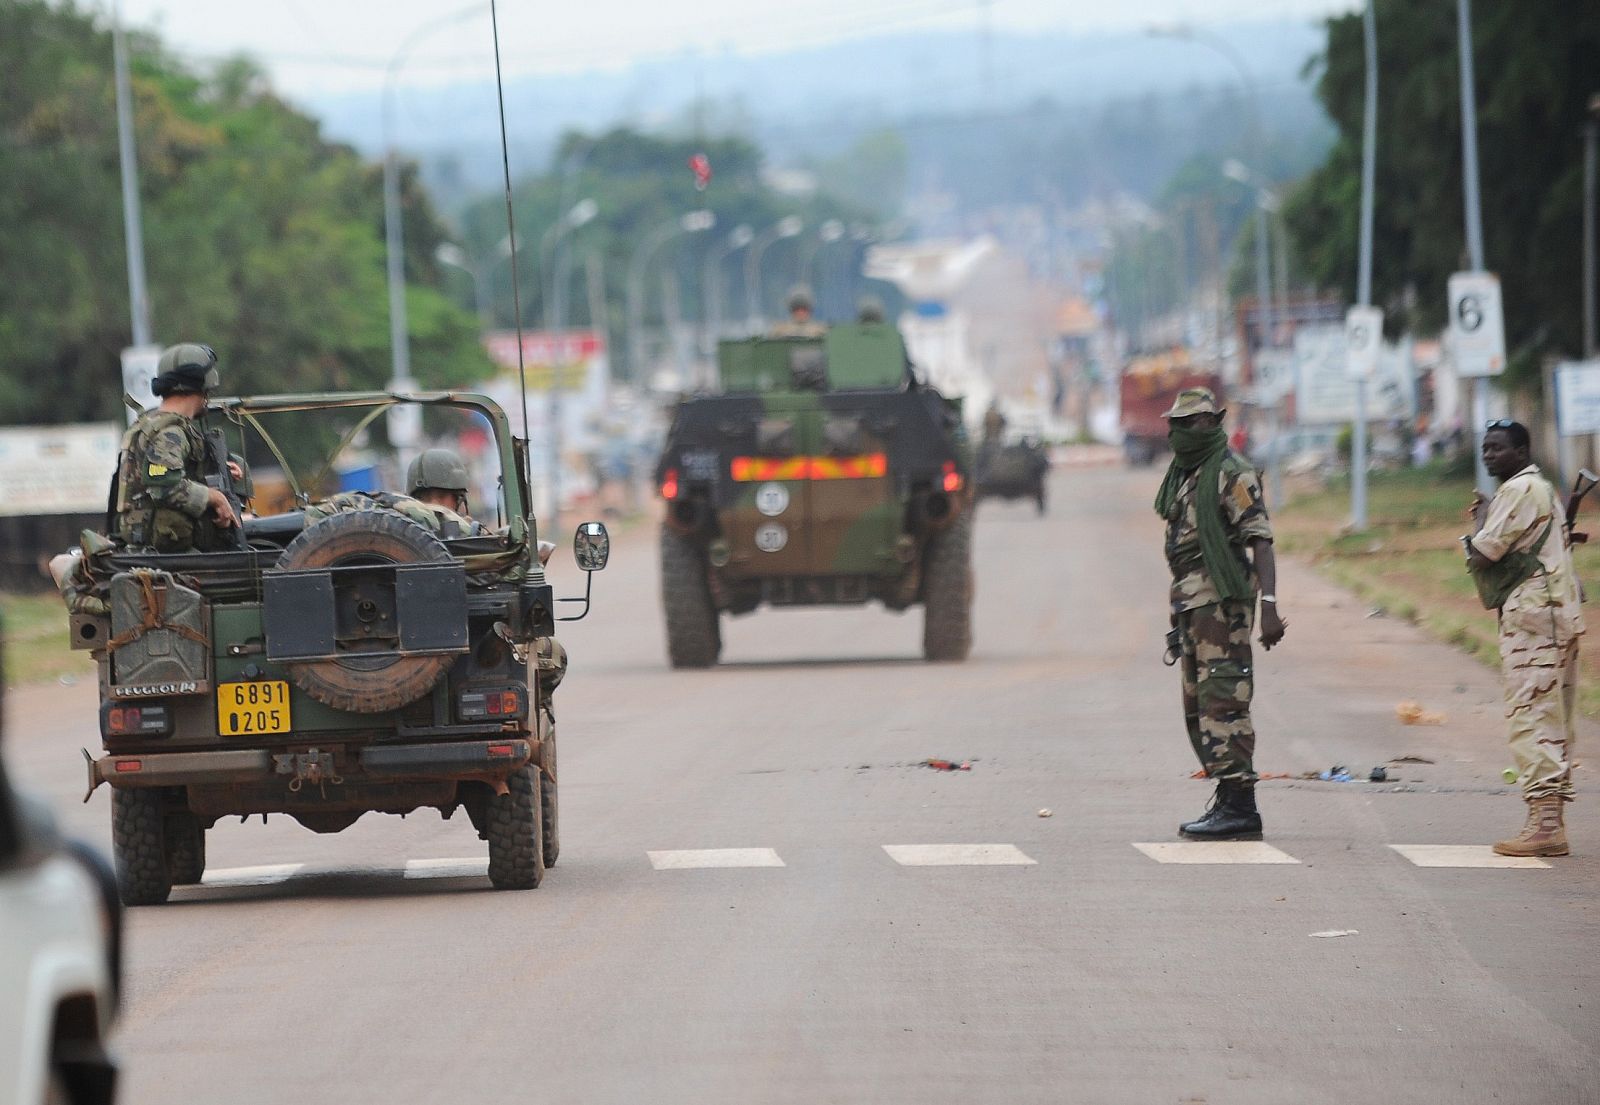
1292, 325, 1415, 426
0, 423, 121, 517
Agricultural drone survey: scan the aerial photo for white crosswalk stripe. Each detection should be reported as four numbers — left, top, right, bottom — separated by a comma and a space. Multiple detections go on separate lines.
404, 858, 491, 879
1132, 842, 1300, 864
647, 848, 786, 870
200, 863, 304, 887
1388, 844, 1551, 869
882, 844, 1036, 866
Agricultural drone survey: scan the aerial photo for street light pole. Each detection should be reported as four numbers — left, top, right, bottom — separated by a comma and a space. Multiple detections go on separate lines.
628, 212, 716, 387
536, 198, 597, 531
1456, 0, 1493, 494
744, 216, 804, 332
702, 224, 754, 374
1352, 0, 1378, 529
435, 243, 490, 329
1584, 93, 1599, 359
112, 4, 152, 349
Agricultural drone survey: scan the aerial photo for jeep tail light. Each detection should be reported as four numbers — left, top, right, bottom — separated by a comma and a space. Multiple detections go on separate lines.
660, 468, 680, 500
102, 704, 172, 739
942, 461, 963, 493
458, 687, 527, 722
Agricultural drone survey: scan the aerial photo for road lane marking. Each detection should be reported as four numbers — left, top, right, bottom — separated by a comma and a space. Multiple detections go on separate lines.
404, 858, 490, 879
1389, 845, 1551, 869
881, 844, 1036, 866
200, 863, 304, 887
1132, 842, 1300, 864
647, 848, 786, 870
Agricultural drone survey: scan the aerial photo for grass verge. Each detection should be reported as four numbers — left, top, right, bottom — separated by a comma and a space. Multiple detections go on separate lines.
1277, 463, 1600, 719
1, 590, 96, 689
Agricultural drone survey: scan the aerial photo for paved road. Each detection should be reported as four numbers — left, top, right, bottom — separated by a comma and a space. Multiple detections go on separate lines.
8, 467, 1598, 1104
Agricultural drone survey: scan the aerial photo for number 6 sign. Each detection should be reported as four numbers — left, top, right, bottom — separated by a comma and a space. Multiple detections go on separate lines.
1447, 271, 1505, 378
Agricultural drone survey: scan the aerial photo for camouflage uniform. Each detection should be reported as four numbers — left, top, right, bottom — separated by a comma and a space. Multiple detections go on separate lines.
1473, 464, 1584, 801
1164, 453, 1273, 784
113, 409, 214, 552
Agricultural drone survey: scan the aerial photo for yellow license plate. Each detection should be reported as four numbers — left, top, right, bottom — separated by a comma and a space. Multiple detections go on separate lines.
216, 681, 292, 736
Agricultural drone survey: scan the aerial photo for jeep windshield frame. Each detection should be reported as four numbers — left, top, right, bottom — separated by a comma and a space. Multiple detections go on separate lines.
209, 391, 531, 547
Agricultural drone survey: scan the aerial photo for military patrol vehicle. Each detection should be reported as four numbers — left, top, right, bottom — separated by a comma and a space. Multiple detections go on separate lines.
975, 437, 1050, 514
654, 323, 973, 667
69, 392, 607, 904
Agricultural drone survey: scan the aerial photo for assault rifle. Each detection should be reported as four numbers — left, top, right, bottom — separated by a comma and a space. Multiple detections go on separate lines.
203, 426, 250, 551
1565, 469, 1599, 545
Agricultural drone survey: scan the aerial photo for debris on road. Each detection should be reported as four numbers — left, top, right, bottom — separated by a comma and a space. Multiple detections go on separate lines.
1309, 930, 1360, 939
1396, 701, 1447, 725
923, 758, 972, 772
1389, 754, 1436, 765
1502, 767, 1519, 784
1368, 766, 1388, 783
1037, 808, 1053, 818
1318, 766, 1354, 782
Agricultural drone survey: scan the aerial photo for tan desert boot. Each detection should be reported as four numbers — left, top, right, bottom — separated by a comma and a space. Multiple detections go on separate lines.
1493, 797, 1570, 857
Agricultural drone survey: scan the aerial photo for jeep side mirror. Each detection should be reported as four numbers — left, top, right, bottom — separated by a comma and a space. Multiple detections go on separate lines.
574, 521, 609, 572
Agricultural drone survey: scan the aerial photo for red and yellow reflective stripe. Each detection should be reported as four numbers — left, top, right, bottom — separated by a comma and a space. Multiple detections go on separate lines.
730, 453, 889, 481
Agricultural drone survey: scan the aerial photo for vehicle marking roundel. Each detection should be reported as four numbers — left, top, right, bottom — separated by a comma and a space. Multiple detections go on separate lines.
754, 522, 788, 553
755, 482, 790, 516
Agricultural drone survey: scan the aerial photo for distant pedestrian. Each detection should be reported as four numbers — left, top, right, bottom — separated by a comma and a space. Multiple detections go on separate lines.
1155, 387, 1286, 839
1465, 420, 1582, 856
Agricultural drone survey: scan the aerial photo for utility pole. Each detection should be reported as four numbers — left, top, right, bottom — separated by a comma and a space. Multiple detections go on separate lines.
1352, 0, 1378, 529
112, 7, 151, 350
1584, 93, 1599, 359
1457, 0, 1492, 494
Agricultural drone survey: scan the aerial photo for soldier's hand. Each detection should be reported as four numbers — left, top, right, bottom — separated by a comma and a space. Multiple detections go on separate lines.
1259, 604, 1286, 650
207, 486, 239, 528
227, 459, 244, 481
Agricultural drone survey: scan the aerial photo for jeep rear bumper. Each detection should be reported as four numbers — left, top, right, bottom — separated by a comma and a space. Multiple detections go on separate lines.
84, 739, 535, 798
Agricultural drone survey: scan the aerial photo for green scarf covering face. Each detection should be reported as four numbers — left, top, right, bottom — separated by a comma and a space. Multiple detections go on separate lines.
1153, 425, 1253, 603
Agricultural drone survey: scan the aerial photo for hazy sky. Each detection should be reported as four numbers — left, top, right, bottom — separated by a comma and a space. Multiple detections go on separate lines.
115, 0, 1354, 96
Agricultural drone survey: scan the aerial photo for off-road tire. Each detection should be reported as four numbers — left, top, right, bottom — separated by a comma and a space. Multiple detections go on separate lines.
660, 526, 720, 668
276, 509, 456, 713
540, 712, 560, 868
165, 810, 206, 885
111, 788, 172, 905
486, 765, 545, 890
921, 510, 973, 662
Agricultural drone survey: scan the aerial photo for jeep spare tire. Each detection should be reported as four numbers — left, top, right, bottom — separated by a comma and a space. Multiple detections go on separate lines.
275, 509, 457, 713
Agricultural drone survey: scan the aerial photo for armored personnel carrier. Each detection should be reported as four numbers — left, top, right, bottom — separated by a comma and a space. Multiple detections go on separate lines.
70, 392, 606, 904
654, 323, 973, 667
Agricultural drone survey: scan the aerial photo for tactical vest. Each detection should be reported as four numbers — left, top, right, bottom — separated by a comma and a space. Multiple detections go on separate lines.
114, 410, 209, 552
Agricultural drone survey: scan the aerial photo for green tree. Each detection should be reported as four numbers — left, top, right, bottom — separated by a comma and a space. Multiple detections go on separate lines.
1285, 2, 1600, 383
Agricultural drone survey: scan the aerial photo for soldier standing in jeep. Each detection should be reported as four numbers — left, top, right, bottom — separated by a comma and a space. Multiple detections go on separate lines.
112, 343, 239, 552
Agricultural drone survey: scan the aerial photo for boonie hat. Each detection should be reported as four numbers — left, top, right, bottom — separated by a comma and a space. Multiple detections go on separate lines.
1163, 387, 1223, 419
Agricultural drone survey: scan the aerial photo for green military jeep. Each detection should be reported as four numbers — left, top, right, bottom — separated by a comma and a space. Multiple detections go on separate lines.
72, 392, 606, 904
654, 323, 973, 667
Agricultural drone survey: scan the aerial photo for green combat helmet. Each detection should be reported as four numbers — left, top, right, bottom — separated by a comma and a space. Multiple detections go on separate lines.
407, 448, 470, 495
787, 285, 814, 313
857, 296, 886, 324
151, 343, 219, 397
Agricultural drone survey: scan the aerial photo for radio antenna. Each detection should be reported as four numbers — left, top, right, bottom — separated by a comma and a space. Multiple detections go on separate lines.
489, 0, 529, 441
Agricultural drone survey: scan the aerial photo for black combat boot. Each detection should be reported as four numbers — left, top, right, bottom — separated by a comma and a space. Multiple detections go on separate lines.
1178, 781, 1263, 840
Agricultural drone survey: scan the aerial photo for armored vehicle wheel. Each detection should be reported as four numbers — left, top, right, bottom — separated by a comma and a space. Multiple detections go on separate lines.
921, 510, 973, 662
486, 765, 546, 890
660, 527, 721, 669
165, 810, 206, 885
540, 713, 560, 868
276, 510, 457, 713
111, 788, 172, 906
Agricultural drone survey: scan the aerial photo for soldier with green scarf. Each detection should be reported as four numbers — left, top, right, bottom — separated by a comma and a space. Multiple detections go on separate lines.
1154, 388, 1285, 839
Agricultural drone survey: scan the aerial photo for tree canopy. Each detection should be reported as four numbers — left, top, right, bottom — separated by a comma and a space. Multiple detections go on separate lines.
1284, 1, 1600, 383
0, 0, 491, 428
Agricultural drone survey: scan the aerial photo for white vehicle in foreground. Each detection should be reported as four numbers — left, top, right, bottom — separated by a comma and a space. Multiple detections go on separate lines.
0, 630, 121, 1105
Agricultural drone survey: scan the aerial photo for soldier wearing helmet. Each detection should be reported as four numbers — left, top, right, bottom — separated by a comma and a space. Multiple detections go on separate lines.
770, 285, 827, 338
112, 343, 239, 551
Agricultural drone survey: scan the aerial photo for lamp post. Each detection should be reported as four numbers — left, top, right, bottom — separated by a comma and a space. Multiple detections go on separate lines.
703, 224, 754, 364
382, 3, 488, 459
628, 211, 717, 386
1584, 92, 1600, 359
1224, 159, 1286, 510
537, 197, 598, 531
112, 3, 151, 350
744, 216, 804, 331
797, 219, 846, 303
1455, 0, 1493, 494
1352, 0, 1379, 529
435, 243, 491, 329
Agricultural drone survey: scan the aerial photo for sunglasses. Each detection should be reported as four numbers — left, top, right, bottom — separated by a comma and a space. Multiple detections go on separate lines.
1485, 419, 1516, 430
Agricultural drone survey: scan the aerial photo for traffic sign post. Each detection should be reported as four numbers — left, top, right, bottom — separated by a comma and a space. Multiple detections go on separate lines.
1448, 271, 1505, 494
1345, 306, 1382, 530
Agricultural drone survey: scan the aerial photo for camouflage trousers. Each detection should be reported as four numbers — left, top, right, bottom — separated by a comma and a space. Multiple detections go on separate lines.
1500, 630, 1578, 801
1177, 600, 1257, 785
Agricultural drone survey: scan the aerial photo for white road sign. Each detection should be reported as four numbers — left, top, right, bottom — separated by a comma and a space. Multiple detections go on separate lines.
0, 423, 122, 516
1446, 271, 1506, 378
1344, 306, 1383, 381
1555, 360, 1600, 437
1293, 324, 1415, 426
120, 344, 162, 425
